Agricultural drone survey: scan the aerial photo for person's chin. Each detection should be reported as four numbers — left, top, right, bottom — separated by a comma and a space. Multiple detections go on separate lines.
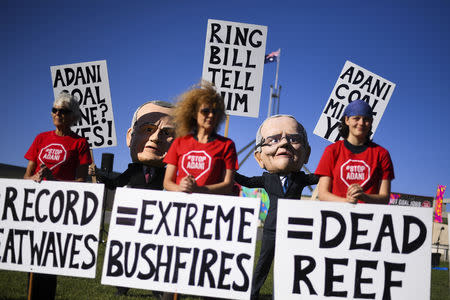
138, 155, 163, 166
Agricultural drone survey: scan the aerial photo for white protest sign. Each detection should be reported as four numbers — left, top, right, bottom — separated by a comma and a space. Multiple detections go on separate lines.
0, 179, 104, 278
314, 61, 395, 142
102, 189, 260, 300
51, 60, 117, 148
202, 19, 267, 118
274, 200, 432, 300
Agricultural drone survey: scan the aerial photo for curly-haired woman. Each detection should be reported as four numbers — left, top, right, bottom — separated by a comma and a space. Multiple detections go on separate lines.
163, 81, 238, 195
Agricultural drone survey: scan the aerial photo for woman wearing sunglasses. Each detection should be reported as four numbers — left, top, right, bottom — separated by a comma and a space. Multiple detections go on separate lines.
315, 99, 394, 204
23, 91, 91, 300
163, 81, 238, 194
24, 91, 91, 182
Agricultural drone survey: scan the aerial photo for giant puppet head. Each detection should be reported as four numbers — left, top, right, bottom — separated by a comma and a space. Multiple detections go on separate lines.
126, 101, 175, 168
254, 115, 310, 174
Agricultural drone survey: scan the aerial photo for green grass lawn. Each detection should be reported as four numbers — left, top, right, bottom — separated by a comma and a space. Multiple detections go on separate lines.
0, 240, 448, 300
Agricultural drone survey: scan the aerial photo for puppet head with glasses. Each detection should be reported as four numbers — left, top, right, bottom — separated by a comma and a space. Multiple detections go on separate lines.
254, 115, 310, 174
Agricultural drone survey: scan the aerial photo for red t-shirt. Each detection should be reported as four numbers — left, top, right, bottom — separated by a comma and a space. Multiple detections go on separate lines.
315, 140, 394, 203
164, 134, 238, 186
25, 131, 92, 181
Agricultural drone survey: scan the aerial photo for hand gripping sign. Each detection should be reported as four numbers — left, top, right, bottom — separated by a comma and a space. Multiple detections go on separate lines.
274, 200, 432, 300
0, 179, 104, 278
102, 189, 260, 300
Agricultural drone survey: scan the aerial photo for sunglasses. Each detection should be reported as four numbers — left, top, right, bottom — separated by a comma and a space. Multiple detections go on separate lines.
52, 107, 72, 114
200, 108, 218, 116
256, 134, 304, 148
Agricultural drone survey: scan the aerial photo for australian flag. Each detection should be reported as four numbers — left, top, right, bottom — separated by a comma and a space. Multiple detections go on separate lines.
264, 49, 280, 63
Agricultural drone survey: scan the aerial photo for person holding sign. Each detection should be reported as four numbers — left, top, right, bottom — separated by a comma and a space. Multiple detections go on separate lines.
163, 81, 238, 195
23, 91, 92, 300
316, 99, 394, 204
24, 91, 92, 182
91, 100, 175, 299
234, 115, 318, 300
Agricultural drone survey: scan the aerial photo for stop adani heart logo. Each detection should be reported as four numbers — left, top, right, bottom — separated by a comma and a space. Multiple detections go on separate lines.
181, 150, 211, 181
340, 159, 370, 187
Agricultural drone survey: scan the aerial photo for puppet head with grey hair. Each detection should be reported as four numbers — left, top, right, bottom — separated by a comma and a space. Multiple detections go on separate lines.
126, 100, 175, 167
254, 114, 310, 174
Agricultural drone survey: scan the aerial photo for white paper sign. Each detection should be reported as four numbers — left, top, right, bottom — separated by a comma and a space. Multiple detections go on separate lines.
0, 179, 104, 278
102, 189, 260, 299
314, 61, 395, 142
51, 60, 117, 148
202, 19, 267, 118
275, 200, 432, 300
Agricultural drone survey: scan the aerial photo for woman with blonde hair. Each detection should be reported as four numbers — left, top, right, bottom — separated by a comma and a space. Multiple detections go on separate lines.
163, 81, 238, 194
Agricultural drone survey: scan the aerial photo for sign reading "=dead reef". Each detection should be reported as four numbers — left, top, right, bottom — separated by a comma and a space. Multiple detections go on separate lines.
51, 60, 117, 148
0, 179, 104, 278
314, 61, 395, 142
102, 189, 260, 300
202, 19, 267, 118
274, 200, 432, 300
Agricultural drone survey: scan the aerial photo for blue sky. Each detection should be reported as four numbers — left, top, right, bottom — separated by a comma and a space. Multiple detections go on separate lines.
2, 0, 449, 198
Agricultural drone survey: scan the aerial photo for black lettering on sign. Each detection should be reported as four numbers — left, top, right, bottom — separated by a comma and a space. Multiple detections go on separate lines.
56, 232, 72, 268
208, 22, 263, 49
199, 205, 215, 239
49, 190, 64, 223
238, 207, 254, 243
82, 234, 97, 270
124, 242, 140, 277
172, 246, 191, 283
172, 202, 187, 236
138, 243, 157, 280
402, 215, 426, 254
216, 206, 234, 241
22, 188, 35, 222
53, 65, 102, 88
320, 210, 346, 248
69, 234, 83, 269
184, 203, 198, 238
2, 229, 17, 263
324, 257, 348, 297
350, 213, 373, 251
323, 116, 341, 142
292, 255, 317, 295
81, 191, 99, 225
382, 262, 405, 300
93, 126, 105, 147
42, 231, 58, 267
354, 259, 377, 299
217, 251, 234, 290
233, 253, 251, 292
2, 187, 18, 221
107, 240, 124, 276
188, 247, 201, 286
63, 190, 79, 225
324, 98, 345, 120
36, 189, 50, 222
155, 201, 172, 236
373, 214, 399, 253
139, 200, 157, 234
198, 248, 217, 288
155, 245, 173, 283
29, 230, 47, 266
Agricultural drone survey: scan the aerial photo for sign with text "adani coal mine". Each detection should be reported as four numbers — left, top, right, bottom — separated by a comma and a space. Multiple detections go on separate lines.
0, 179, 104, 278
102, 189, 260, 300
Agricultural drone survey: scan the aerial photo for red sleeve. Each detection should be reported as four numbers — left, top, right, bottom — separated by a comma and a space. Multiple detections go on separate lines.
315, 144, 335, 177
77, 138, 92, 165
224, 139, 238, 171
380, 149, 395, 180
24, 133, 41, 162
163, 137, 181, 166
